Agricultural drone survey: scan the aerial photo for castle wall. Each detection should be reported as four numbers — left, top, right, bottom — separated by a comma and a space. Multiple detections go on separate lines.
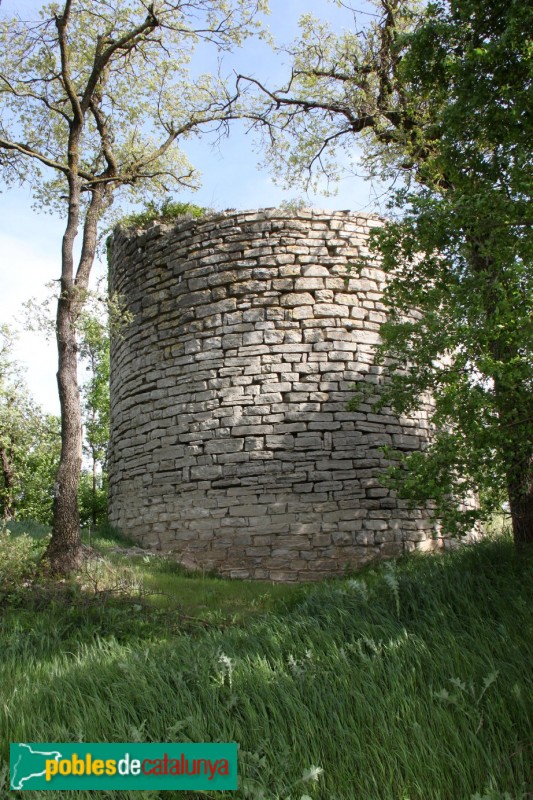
108, 208, 439, 581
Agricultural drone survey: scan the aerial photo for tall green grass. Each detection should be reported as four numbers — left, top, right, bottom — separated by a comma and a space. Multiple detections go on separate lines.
0, 536, 531, 800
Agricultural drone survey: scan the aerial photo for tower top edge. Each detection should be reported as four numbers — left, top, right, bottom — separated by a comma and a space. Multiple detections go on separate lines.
112, 206, 386, 243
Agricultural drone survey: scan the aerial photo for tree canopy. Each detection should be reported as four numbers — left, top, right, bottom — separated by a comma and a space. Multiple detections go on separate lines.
1, 0, 265, 205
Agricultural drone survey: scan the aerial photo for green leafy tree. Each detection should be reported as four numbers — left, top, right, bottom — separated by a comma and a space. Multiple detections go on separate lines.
368, 0, 532, 542
17, 415, 61, 525
241, 0, 532, 542
78, 309, 109, 528
0, 0, 266, 572
0, 326, 61, 524
0, 326, 25, 522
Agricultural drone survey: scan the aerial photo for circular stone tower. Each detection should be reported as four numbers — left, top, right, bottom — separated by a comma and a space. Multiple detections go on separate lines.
108, 208, 438, 581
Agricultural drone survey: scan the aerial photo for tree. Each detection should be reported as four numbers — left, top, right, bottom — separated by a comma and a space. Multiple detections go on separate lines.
0, 0, 266, 572
239, 0, 532, 543
0, 326, 61, 524
238, 0, 423, 192
22, 286, 111, 526
0, 325, 17, 520
78, 308, 109, 528
16, 414, 61, 525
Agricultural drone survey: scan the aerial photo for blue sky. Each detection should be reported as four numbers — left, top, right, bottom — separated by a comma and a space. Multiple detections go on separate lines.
0, 0, 382, 414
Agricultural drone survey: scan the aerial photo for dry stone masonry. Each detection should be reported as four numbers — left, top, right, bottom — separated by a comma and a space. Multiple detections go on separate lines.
108, 208, 441, 581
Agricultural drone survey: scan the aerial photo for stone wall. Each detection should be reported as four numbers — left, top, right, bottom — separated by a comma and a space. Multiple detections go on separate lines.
108, 208, 440, 581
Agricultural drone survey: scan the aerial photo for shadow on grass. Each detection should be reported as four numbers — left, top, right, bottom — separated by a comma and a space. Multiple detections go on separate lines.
1, 537, 532, 800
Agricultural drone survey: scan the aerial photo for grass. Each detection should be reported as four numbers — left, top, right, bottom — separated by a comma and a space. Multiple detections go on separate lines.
3, 519, 51, 541
2, 521, 300, 622
0, 525, 532, 800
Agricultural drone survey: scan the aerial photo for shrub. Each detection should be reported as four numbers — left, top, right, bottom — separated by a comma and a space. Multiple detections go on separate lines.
78, 470, 108, 527
0, 527, 48, 592
118, 198, 207, 230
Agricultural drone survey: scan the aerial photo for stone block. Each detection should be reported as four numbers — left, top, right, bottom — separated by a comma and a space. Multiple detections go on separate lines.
295, 277, 325, 290
190, 465, 222, 480
392, 434, 420, 450
194, 298, 237, 317
272, 278, 294, 291
291, 306, 314, 320
280, 292, 315, 306
314, 303, 349, 317
232, 424, 274, 436
243, 331, 264, 345
205, 439, 244, 454
269, 571, 299, 582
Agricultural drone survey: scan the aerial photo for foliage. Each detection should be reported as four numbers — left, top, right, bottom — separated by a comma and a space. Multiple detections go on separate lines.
79, 311, 109, 472
78, 470, 108, 528
242, 0, 533, 540
238, 0, 423, 192
0, 535, 532, 798
278, 197, 309, 213
0, 1, 267, 208
17, 415, 61, 524
117, 198, 207, 231
0, 527, 49, 594
0, 327, 61, 524
3, 518, 52, 541
78, 309, 110, 526
356, 0, 533, 536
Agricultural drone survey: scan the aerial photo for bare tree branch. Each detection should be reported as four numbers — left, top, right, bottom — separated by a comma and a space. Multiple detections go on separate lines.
0, 74, 71, 122
55, 1, 83, 127
0, 136, 69, 175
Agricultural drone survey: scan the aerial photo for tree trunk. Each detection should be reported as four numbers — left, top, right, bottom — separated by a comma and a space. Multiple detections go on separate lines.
496, 388, 533, 547
468, 240, 533, 550
44, 157, 84, 573
509, 493, 533, 545
494, 376, 533, 547
44, 180, 107, 574
92, 448, 97, 527
507, 469, 533, 546
0, 445, 15, 521
45, 287, 84, 573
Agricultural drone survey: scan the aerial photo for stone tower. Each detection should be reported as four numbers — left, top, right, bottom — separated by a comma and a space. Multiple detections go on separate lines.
108, 208, 439, 581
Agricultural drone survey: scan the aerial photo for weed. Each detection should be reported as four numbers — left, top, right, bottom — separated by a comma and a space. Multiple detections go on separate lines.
118, 199, 207, 231
0, 527, 48, 594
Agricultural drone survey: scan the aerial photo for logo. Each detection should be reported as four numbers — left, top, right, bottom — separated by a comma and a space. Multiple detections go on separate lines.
10, 743, 237, 791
